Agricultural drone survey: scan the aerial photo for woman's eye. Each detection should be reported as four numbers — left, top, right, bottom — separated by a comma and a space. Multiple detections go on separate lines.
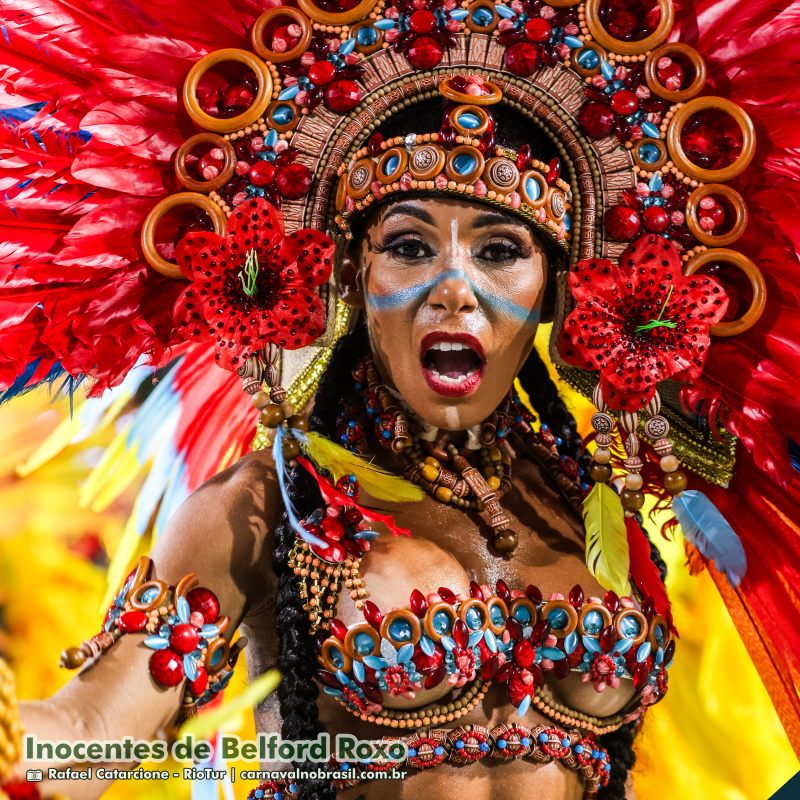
479, 241, 522, 263
388, 239, 432, 260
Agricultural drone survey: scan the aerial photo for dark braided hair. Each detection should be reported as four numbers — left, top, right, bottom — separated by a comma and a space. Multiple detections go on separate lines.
270, 327, 665, 800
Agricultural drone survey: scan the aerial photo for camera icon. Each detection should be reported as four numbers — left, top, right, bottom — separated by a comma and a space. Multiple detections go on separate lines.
26, 769, 44, 782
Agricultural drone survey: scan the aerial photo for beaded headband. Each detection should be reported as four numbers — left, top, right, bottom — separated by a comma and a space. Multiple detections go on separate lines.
139, 0, 763, 487
333, 75, 572, 248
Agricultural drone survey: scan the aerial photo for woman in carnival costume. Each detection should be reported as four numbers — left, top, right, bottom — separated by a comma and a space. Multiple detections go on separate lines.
1, 0, 799, 798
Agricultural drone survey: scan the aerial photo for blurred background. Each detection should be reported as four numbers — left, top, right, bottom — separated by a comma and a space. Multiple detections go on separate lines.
1, 329, 798, 799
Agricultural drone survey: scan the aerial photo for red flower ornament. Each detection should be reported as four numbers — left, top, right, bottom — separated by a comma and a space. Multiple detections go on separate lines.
174, 198, 333, 370
558, 235, 728, 411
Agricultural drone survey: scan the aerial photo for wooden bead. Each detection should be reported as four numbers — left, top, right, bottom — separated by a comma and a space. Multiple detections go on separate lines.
435, 486, 453, 502
487, 475, 501, 491
282, 437, 301, 461
589, 463, 613, 483
259, 404, 285, 428
493, 529, 518, 554
663, 470, 688, 494
660, 454, 679, 472
421, 464, 440, 482
60, 647, 86, 669
593, 447, 612, 464
280, 400, 295, 417
288, 414, 309, 431
624, 473, 643, 490
251, 390, 271, 410
620, 488, 645, 510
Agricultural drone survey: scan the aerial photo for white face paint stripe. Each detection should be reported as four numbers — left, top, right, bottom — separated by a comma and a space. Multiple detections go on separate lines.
450, 217, 459, 255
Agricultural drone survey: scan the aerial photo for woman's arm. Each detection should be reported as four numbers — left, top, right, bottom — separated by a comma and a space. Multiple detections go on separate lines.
18, 451, 280, 799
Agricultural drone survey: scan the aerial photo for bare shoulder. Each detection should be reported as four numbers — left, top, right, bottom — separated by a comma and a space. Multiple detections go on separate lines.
149, 448, 282, 622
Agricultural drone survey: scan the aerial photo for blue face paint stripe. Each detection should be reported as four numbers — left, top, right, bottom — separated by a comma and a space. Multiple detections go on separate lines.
365, 268, 540, 323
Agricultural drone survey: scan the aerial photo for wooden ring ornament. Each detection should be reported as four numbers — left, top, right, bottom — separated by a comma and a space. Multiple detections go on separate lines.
646, 614, 670, 652
458, 598, 490, 632
631, 137, 668, 171
438, 76, 503, 106
129, 580, 169, 611
584, 0, 674, 55
577, 603, 612, 637
344, 623, 381, 659
175, 573, 200, 599
205, 638, 231, 674
182, 48, 273, 134
571, 43, 607, 78
335, 174, 348, 211
666, 96, 756, 182
445, 145, 485, 184
685, 184, 748, 247
126, 556, 154, 600
251, 7, 313, 64
377, 147, 409, 184
350, 20, 384, 55
449, 105, 491, 137
547, 0, 582, 7
380, 609, 422, 647
409, 145, 446, 181
297, 0, 379, 26
519, 170, 548, 208
509, 598, 538, 628
174, 134, 236, 193
320, 638, 353, 673
266, 99, 301, 133
464, 1, 499, 33
347, 158, 376, 199
684, 248, 767, 337
424, 601, 458, 642
486, 597, 509, 635
613, 609, 648, 646
541, 600, 579, 639
141, 192, 227, 279
644, 42, 707, 102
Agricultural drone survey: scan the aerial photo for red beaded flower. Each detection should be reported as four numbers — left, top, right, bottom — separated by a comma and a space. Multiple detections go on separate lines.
174, 198, 333, 370
558, 234, 729, 411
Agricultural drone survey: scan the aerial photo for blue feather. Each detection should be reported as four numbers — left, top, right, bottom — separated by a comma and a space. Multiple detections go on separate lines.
272, 426, 328, 549
789, 439, 800, 473
672, 490, 747, 586
0, 358, 72, 405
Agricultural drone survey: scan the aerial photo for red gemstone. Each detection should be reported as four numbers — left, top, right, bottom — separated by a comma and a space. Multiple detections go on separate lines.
599, 625, 618, 653
657, 57, 685, 92
632, 662, 650, 689
568, 585, 585, 608
186, 587, 220, 624
424, 665, 447, 689
363, 600, 382, 629
330, 618, 348, 641
506, 617, 523, 642
546, 157, 561, 185
319, 542, 345, 562
513, 639, 535, 668
368, 132, 384, 155
438, 586, 457, 605
524, 18, 551, 43
223, 83, 255, 110
531, 619, 551, 644
362, 682, 384, 703
508, 671, 535, 705
249, 160, 277, 187
453, 619, 469, 648
643, 205, 669, 233
641, 596, 655, 618
149, 649, 185, 687
504, 42, 540, 77
412, 645, 444, 676
610, 89, 638, 116
321, 517, 345, 541
118, 610, 148, 633
318, 669, 341, 689
515, 144, 532, 171
469, 580, 482, 599
495, 662, 515, 683
170, 623, 200, 655
481, 654, 500, 681
525, 584, 543, 604
325, 79, 361, 113
410, 589, 428, 616
531, 663, 545, 686
553, 658, 570, 679
578, 102, 615, 139
276, 162, 313, 199
407, 35, 444, 69
343, 508, 362, 525
664, 639, 676, 663
496, 579, 511, 602
189, 665, 208, 696
409, 9, 436, 34
604, 590, 621, 612
308, 60, 336, 87
605, 204, 642, 240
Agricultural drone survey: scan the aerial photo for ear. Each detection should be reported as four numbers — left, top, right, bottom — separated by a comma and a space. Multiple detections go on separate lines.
338, 245, 366, 308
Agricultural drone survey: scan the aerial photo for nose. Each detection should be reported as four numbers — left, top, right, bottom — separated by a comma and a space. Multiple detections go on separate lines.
426, 271, 479, 316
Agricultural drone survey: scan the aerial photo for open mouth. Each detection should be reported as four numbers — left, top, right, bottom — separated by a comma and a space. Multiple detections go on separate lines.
420, 333, 486, 397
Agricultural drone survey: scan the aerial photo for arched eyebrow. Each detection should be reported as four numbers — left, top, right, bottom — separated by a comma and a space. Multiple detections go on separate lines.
471, 211, 528, 230
380, 202, 435, 227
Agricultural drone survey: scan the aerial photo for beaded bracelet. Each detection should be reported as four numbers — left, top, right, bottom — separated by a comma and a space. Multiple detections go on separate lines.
60, 557, 243, 721
0, 658, 22, 783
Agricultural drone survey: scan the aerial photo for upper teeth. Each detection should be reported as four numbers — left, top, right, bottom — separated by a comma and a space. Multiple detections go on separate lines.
430, 341, 469, 352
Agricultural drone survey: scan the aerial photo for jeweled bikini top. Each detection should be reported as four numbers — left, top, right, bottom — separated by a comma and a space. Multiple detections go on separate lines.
289, 533, 673, 735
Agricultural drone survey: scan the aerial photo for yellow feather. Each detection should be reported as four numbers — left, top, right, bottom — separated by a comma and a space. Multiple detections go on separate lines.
582, 482, 631, 596
178, 668, 281, 740
302, 431, 424, 502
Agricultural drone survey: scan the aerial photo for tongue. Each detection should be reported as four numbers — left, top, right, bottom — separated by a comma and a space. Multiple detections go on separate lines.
427, 349, 478, 379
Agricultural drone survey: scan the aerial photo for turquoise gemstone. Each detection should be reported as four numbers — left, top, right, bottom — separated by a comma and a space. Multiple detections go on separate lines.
354, 632, 374, 654
638, 142, 661, 164
548, 607, 569, 630
453, 153, 477, 175
388, 618, 412, 641
577, 49, 600, 69
356, 26, 379, 46
457, 112, 482, 130
465, 607, 483, 630
525, 176, 541, 201
471, 7, 494, 26
271, 104, 295, 126
331, 647, 345, 669
490, 605, 504, 625
583, 609, 604, 634
514, 606, 532, 624
433, 610, 451, 634
619, 615, 641, 638
384, 155, 400, 175
654, 624, 665, 646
